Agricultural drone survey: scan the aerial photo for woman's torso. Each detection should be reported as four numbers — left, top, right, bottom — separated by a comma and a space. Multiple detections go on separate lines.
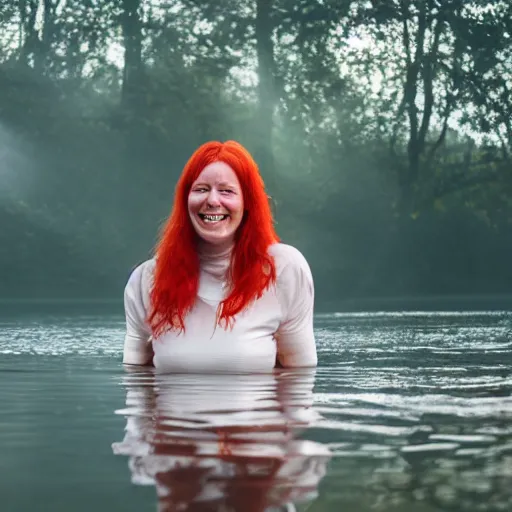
152, 274, 282, 373
126, 242, 313, 373
149, 246, 286, 373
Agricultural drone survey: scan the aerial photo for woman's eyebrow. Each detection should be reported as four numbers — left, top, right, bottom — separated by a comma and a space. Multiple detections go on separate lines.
217, 182, 238, 188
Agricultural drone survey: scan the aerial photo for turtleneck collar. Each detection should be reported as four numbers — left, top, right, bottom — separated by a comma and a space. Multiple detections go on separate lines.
197, 240, 234, 280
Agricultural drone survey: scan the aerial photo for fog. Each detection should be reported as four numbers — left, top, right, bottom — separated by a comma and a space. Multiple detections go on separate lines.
0, 0, 511, 310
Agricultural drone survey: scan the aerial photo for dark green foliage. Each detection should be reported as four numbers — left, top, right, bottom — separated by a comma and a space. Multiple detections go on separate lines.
0, 0, 510, 305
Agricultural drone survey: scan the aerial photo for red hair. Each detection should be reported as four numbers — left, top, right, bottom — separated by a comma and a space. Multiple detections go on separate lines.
149, 140, 279, 336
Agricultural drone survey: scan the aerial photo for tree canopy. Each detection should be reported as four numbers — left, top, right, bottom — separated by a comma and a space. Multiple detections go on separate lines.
0, 0, 511, 306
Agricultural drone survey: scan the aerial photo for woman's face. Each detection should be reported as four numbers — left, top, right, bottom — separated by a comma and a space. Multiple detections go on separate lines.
188, 161, 244, 247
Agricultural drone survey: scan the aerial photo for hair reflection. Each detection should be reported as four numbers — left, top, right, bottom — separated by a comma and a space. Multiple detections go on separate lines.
112, 368, 331, 511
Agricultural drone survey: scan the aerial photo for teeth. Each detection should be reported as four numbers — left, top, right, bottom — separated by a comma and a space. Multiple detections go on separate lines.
202, 214, 226, 222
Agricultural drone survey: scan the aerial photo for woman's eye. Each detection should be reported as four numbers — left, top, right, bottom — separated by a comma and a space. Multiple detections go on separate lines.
221, 189, 234, 194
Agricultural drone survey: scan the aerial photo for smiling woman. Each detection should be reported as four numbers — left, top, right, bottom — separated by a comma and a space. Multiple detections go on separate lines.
123, 140, 317, 373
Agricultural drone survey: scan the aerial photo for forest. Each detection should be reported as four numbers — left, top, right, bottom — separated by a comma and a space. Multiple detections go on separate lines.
0, 0, 511, 309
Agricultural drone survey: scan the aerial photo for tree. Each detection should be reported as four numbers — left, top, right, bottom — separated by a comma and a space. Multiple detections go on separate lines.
343, 0, 512, 215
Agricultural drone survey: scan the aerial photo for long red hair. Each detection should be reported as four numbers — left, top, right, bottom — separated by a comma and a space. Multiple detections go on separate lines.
149, 140, 279, 336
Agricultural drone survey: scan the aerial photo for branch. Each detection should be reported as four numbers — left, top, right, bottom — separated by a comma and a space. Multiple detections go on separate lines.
413, 0, 427, 66
400, 0, 412, 67
424, 19, 460, 168
405, 1, 428, 175
425, 110, 449, 168
18, 0, 24, 52
389, 94, 407, 155
417, 14, 443, 155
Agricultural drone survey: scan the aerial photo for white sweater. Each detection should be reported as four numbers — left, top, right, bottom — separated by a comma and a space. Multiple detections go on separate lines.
123, 243, 317, 373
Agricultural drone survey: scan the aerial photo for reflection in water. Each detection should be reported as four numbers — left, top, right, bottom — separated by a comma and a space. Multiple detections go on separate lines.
1, 311, 510, 511
112, 368, 331, 511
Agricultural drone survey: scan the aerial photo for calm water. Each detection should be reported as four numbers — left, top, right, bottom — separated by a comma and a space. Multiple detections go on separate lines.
0, 305, 511, 512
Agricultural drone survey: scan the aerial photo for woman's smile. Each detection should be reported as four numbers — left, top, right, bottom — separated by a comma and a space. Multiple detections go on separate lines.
199, 213, 230, 224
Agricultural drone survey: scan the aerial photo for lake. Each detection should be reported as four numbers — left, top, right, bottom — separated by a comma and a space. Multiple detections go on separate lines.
0, 304, 511, 511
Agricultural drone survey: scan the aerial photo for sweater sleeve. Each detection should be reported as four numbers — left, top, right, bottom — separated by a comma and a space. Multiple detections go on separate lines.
123, 261, 154, 365
275, 247, 317, 368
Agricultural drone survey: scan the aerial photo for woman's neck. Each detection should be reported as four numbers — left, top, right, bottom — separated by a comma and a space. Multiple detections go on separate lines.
197, 239, 233, 281
197, 239, 234, 259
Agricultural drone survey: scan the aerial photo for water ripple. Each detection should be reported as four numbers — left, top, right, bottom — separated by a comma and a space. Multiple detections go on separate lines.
0, 310, 510, 511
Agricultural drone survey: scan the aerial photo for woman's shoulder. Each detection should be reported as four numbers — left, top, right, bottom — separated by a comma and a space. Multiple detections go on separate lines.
126, 258, 156, 290
268, 244, 314, 320
268, 243, 312, 277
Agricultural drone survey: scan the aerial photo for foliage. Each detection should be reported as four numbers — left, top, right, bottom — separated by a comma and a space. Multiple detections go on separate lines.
0, 0, 510, 303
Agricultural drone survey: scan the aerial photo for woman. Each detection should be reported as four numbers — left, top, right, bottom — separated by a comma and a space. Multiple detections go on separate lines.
123, 140, 317, 372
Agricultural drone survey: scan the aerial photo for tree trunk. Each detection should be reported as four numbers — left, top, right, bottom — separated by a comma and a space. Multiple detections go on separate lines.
19, 0, 39, 68
38, 0, 56, 73
255, 0, 277, 197
121, 0, 144, 111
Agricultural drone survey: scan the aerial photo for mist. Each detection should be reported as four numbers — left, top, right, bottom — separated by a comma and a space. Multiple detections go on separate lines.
1, 0, 511, 310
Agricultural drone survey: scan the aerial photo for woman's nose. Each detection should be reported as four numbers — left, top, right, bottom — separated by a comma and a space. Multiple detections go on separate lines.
206, 190, 221, 206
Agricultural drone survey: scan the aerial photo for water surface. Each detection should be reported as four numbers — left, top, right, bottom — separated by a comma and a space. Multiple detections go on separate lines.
0, 307, 511, 511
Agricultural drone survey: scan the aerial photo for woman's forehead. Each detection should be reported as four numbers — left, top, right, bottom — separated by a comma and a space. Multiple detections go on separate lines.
194, 161, 240, 185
